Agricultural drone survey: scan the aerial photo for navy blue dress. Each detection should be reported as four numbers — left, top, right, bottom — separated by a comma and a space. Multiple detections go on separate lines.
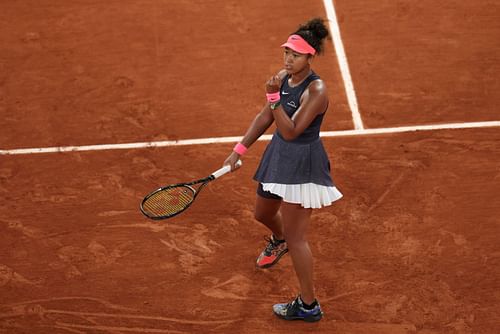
254, 72, 335, 187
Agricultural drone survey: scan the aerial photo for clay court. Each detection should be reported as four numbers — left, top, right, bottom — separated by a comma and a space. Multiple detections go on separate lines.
1, 1, 499, 333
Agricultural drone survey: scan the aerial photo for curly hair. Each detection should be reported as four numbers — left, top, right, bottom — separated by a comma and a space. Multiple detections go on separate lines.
293, 18, 330, 55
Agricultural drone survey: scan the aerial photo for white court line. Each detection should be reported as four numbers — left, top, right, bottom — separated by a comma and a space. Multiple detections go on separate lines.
1, 121, 499, 156
323, 0, 364, 130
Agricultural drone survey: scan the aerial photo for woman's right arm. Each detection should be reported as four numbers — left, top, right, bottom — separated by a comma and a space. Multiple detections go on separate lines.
224, 105, 275, 170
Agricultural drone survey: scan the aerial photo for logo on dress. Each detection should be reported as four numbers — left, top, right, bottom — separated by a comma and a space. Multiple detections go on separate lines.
282, 91, 289, 95
287, 101, 297, 108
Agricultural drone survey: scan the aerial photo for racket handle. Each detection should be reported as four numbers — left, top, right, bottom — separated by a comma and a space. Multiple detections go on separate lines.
212, 160, 243, 179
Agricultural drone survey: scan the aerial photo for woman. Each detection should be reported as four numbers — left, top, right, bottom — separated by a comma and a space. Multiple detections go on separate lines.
223, 18, 343, 322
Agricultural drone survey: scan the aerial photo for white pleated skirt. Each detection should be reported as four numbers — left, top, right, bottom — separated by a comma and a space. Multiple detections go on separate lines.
262, 182, 343, 209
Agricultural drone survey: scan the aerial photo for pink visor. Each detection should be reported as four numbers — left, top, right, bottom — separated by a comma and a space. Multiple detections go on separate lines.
281, 34, 316, 55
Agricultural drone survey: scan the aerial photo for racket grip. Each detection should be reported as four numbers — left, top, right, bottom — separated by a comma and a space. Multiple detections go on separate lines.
212, 160, 242, 179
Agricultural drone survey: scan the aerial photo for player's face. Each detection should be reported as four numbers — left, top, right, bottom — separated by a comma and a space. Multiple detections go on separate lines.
283, 47, 310, 74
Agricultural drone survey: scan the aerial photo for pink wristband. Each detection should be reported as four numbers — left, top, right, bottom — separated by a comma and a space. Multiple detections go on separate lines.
266, 92, 280, 103
233, 143, 248, 155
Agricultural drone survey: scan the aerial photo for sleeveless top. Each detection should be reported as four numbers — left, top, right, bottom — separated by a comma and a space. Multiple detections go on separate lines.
253, 71, 336, 187
278, 72, 325, 144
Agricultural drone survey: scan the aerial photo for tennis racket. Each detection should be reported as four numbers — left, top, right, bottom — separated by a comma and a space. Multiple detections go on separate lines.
140, 160, 242, 220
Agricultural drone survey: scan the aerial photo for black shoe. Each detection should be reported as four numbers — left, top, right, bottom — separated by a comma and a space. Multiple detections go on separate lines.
273, 296, 323, 322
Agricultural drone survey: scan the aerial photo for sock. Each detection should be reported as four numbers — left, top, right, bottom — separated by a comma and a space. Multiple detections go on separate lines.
300, 296, 318, 310
272, 235, 285, 243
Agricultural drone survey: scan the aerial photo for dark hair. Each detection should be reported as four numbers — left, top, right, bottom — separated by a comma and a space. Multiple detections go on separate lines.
293, 18, 329, 55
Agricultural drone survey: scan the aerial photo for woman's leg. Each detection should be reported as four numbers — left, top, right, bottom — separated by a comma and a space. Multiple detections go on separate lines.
254, 190, 289, 268
254, 190, 284, 240
280, 202, 315, 304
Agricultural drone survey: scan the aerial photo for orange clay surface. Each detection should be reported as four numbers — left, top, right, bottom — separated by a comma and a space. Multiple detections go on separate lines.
1, 1, 499, 333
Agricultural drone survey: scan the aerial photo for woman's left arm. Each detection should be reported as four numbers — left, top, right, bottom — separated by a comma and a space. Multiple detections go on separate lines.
272, 80, 328, 141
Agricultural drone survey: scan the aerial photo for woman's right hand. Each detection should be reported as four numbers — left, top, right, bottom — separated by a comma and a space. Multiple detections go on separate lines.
223, 151, 242, 171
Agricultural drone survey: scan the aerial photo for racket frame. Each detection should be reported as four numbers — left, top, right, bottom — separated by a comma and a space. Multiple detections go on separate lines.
140, 176, 213, 220
140, 160, 242, 220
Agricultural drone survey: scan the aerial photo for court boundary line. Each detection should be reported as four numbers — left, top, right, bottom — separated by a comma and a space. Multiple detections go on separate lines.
1, 121, 499, 155
323, 0, 364, 130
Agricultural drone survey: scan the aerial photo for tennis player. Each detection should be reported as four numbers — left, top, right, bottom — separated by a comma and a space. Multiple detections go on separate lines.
224, 18, 343, 322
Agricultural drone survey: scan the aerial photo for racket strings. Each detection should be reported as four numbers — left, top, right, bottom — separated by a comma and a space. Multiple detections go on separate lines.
142, 186, 195, 217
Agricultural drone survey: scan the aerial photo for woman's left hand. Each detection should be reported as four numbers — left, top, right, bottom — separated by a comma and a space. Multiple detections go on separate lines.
265, 75, 282, 93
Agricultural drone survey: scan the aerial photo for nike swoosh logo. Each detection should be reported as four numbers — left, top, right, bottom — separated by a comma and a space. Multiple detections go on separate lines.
282, 91, 289, 95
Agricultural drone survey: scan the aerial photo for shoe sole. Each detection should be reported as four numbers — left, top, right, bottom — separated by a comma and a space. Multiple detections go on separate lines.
275, 312, 323, 322
256, 248, 289, 269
